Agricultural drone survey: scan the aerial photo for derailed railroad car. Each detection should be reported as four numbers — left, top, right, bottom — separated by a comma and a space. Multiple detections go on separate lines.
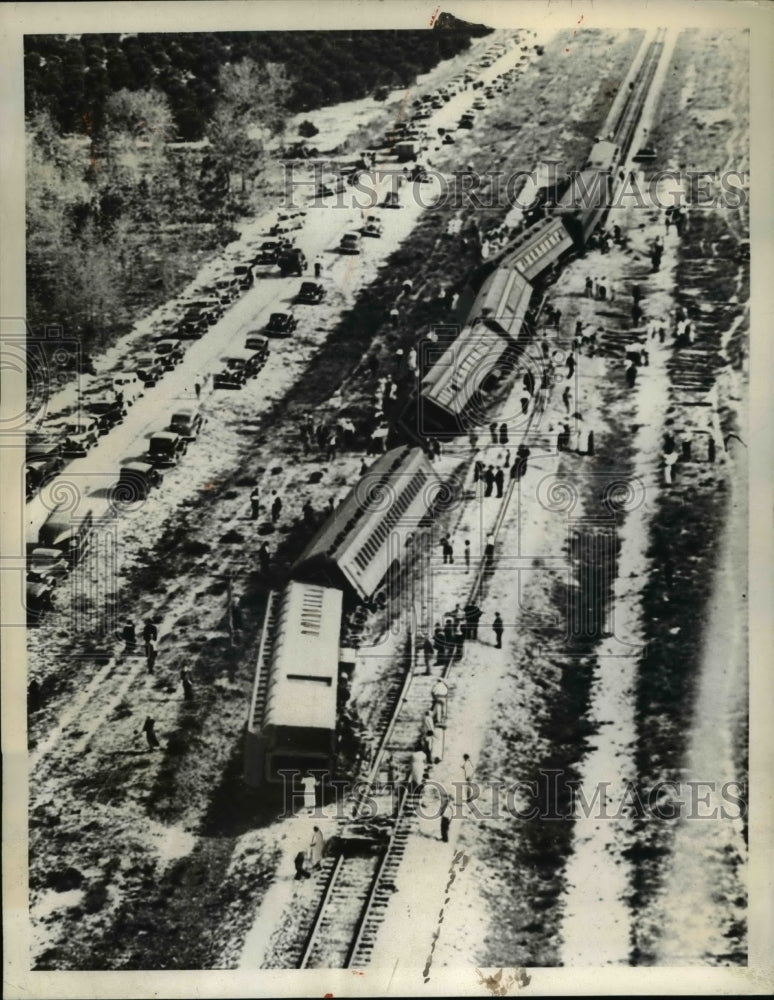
243, 581, 343, 787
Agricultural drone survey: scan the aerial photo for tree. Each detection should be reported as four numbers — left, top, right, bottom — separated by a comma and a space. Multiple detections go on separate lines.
298, 119, 319, 138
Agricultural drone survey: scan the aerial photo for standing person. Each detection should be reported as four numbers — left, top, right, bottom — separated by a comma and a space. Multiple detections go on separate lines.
484, 466, 495, 497
492, 611, 504, 648
123, 621, 137, 650
142, 619, 157, 655
663, 449, 679, 486
145, 638, 158, 673
433, 622, 446, 665
494, 467, 505, 499
410, 747, 426, 789
423, 711, 436, 762
271, 492, 282, 523
141, 715, 160, 750
250, 485, 261, 521
309, 826, 325, 870
423, 635, 434, 673
326, 431, 337, 463
585, 276, 593, 298
294, 851, 311, 880
489, 421, 498, 444
566, 354, 575, 379
314, 255, 323, 278
441, 535, 454, 565
464, 539, 471, 571
452, 626, 465, 663
464, 603, 482, 640
461, 754, 475, 803
301, 772, 317, 811
181, 668, 194, 702
499, 422, 509, 445
484, 532, 495, 570
473, 459, 484, 483
194, 375, 202, 399
562, 385, 572, 414
431, 678, 449, 725
440, 798, 454, 842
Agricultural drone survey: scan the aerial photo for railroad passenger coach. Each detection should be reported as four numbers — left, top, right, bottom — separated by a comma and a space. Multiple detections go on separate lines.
292, 446, 440, 603
243, 581, 343, 787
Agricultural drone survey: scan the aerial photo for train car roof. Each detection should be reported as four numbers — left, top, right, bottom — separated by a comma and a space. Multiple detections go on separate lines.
585, 139, 619, 170
420, 323, 511, 418
292, 446, 439, 600
263, 581, 343, 731
559, 169, 611, 211
500, 217, 573, 282
469, 262, 533, 337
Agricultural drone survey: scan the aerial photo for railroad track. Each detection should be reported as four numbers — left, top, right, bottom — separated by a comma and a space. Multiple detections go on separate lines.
291, 34, 672, 972
295, 473, 516, 970
613, 29, 667, 155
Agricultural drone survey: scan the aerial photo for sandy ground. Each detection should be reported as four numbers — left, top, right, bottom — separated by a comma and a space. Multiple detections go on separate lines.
26, 24, 748, 974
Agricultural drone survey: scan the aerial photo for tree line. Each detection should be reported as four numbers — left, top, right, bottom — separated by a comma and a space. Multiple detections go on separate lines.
25, 26, 490, 141
25, 25, 490, 366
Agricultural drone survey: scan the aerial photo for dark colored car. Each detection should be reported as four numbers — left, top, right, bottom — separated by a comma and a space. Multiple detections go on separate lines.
115, 461, 163, 500
168, 407, 204, 441
148, 431, 187, 467
253, 241, 281, 265
234, 264, 255, 289
26, 434, 65, 498
176, 309, 208, 338
277, 247, 307, 276
83, 398, 126, 434
154, 339, 185, 370
264, 312, 298, 337
135, 354, 164, 386
244, 333, 270, 355
297, 281, 326, 304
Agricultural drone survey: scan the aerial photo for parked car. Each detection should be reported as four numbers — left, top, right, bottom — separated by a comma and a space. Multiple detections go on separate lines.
115, 461, 163, 500
135, 354, 164, 386
49, 418, 100, 456
277, 247, 307, 276
83, 398, 126, 434
362, 215, 383, 238
214, 277, 240, 304
253, 241, 282, 265
176, 309, 209, 338
233, 264, 255, 289
154, 338, 185, 370
271, 216, 304, 235
26, 433, 65, 497
112, 371, 143, 405
183, 298, 222, 324
37, 505, 94, 565
213, 349, 266, 389
297, 281, 326, 304
264, 312, 298, 337
339, 232, 362, 254
148, 431, 187, 467
244, 332, 270, 355
168, 407, 204, 441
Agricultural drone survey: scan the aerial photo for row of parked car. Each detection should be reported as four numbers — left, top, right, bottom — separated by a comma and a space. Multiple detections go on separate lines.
26, 402, 210, 621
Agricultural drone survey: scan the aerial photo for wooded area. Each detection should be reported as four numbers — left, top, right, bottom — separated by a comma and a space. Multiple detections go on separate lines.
25, 26, 490, 360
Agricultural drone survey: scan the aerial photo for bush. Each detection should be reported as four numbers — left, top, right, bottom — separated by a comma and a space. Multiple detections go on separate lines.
298, 119, 319, 138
